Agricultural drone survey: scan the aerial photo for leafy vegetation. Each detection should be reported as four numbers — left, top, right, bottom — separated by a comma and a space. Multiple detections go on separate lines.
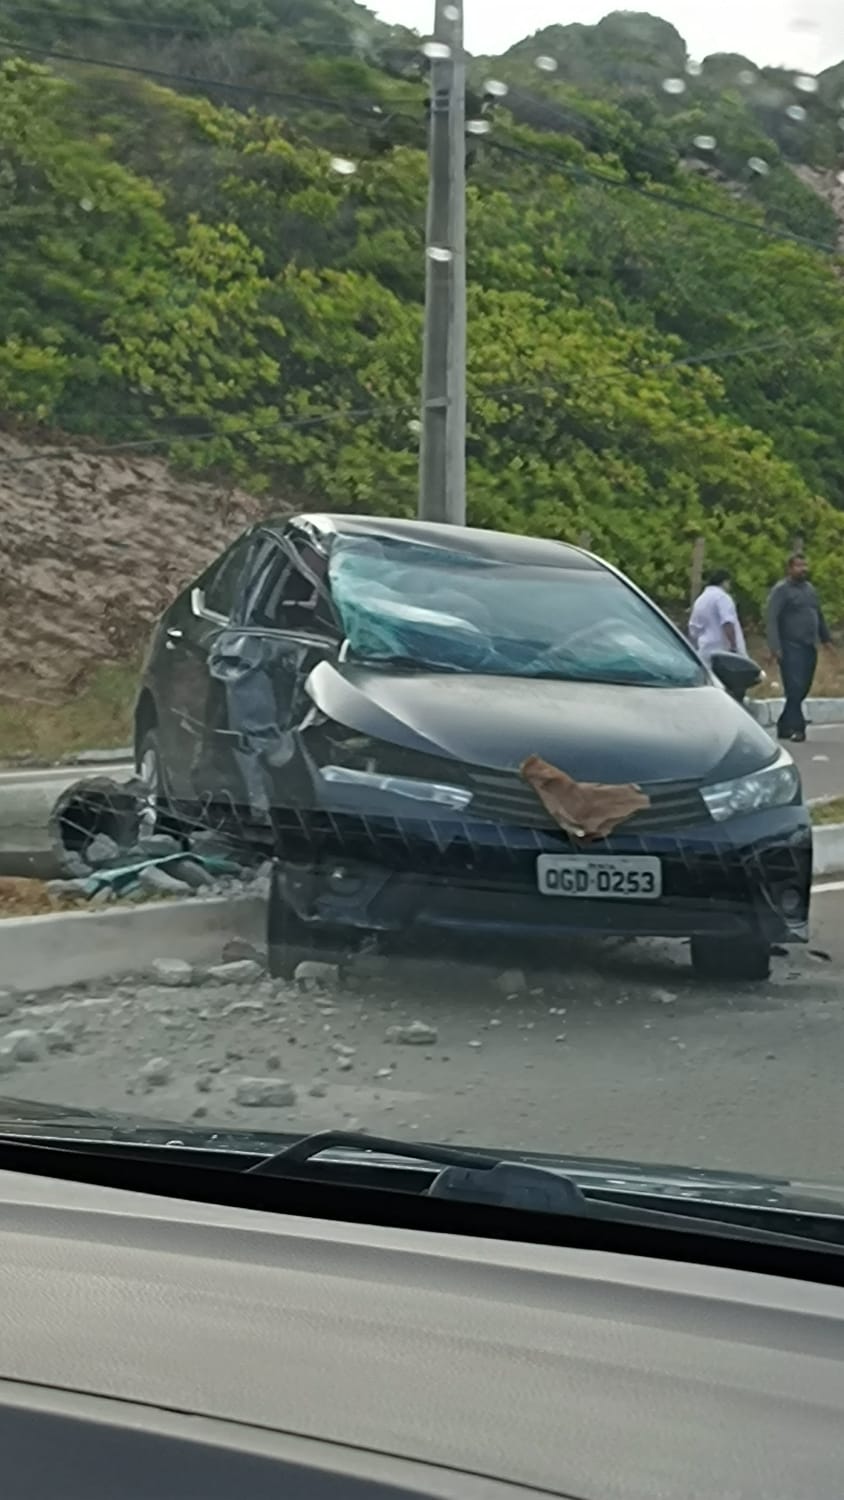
3, 6, 844, 618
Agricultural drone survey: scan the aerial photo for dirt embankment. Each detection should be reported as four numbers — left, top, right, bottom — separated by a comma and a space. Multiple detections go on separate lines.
0, 430, 287, 700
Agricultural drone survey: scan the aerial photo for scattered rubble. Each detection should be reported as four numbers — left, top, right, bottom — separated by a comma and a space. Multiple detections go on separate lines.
151, 959, 196, 988
86, 833, 121, 868
295, 960, 340, 992
3, 1029, 43, 1063
385, 1021, 438, 1046
137, 865, 194, 898
235, 1078, 297, 1108
207, 960, 264, 985
495, 969, 528, 997
140, 1056, 173, 1087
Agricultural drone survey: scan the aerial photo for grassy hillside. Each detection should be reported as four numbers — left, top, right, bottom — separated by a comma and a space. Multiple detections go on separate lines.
3, 5, 844, 619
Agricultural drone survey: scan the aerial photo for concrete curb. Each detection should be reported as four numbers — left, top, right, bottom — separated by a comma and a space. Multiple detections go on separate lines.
0, 894, 264, 993
749, 697, 844, 728
812, 823, 844, 878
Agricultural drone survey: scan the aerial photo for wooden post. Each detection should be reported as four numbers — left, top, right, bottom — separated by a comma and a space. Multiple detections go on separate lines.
690, 535, 705, 606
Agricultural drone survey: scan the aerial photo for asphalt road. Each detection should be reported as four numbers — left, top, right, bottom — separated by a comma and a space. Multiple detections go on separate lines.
1, 881, 843, 1192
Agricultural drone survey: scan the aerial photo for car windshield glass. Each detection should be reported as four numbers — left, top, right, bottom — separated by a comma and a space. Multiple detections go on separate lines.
329, 537, 706, 686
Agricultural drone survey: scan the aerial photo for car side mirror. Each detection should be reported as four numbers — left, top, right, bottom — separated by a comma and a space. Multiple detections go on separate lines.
709, 651, 762, 700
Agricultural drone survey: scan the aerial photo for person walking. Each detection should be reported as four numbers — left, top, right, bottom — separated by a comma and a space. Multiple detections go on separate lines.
766, 554, 832, 743
688, 567, 746, 679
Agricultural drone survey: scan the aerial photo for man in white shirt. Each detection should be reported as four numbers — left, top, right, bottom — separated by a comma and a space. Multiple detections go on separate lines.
688, 567, 746, 672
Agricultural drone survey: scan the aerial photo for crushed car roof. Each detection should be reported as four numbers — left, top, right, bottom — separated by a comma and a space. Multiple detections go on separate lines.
268, 513, 604, 570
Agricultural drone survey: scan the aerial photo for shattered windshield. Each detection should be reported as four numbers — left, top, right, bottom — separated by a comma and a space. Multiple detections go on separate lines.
330, 537, 706, 685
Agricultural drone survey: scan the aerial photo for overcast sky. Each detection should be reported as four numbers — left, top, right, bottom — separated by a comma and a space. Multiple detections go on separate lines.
371, 1, 844, 73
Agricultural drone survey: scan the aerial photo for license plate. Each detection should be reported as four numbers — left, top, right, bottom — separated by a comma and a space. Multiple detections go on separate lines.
537, 854, 662, 900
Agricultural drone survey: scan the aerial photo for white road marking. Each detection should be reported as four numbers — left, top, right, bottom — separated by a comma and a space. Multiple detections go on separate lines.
812, 880, 844, 895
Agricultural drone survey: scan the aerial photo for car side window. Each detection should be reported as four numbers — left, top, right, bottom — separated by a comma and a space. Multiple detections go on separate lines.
233, 534, 335, 635
201, 536, 252, 620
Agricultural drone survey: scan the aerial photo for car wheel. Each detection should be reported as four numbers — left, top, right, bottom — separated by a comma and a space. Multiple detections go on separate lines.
266, 862, 346, 980
135, 728, 180, 840
690, 936, 771, 982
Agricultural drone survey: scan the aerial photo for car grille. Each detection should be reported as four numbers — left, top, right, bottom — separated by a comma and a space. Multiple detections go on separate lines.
465, 767, 709, 834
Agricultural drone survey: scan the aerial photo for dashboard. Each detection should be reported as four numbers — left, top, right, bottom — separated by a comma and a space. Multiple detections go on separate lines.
1, 1165, 843, 1499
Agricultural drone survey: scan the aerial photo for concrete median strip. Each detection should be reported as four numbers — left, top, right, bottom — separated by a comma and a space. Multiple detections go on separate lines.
0, 893, 265, 993
748, 696, 844, 729
812, 823, 844, 879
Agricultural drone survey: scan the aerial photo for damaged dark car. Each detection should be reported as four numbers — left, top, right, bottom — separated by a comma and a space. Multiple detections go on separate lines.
135, 515, 811, 983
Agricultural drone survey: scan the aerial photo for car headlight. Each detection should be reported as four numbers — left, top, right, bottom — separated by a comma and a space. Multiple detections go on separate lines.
318, 765, 473, 811
701, 746, 801, 823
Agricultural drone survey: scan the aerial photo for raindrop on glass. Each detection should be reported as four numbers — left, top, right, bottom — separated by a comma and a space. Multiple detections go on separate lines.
427, 245, 453, 262
79, 197, 95, 212
408, 419, 422, 435
794, 73, 818, 93
748, 156, 770, 175
737, 69, 756, 87
422, 40, 452, 60
837, 170, 844, 187
466, 118, 491, 135
661, 77, 686, 95
785, 104, 807, 122
838, 116, 844, 130
329, 156, 357, 176
535, 55, 559, 73
693, 134, 717, 151
443, 3, 460, 18
484, 78, 509, 98
686, 60, 702, 77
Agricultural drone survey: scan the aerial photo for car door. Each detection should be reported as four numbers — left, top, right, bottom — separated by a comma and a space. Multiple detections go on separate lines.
158, 533, 255, 802
199, 526, 340, 821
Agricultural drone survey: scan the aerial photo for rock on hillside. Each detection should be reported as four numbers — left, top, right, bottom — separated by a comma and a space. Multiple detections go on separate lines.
0, 431, 287, 696
791, 166, 844, 252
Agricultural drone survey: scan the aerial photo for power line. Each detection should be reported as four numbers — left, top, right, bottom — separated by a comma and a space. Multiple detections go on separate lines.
0, 398, 424, 468
2, 322, 839, 473
0, 1, 423, 55
470, 324, 842, 411
4, 32, 833, 263
0, 37, 425, 125
486, 135, 840, 256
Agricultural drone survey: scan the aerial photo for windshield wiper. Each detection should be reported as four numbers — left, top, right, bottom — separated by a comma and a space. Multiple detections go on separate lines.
245, 1131, 840, 1251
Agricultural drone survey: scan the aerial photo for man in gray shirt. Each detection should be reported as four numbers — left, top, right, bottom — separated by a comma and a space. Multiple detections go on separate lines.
766, 554, 832, 742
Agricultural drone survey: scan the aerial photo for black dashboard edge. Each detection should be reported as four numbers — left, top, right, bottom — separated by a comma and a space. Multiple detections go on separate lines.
0, 1133, 842, 1286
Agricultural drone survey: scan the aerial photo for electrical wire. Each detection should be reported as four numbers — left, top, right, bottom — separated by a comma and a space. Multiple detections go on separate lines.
2, 33, 836, 258
2, 322, 839, 472
486, 135, 840, 256
0, 36, 425, 125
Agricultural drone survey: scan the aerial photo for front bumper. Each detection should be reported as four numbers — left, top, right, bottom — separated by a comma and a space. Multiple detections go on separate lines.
270, 797, 812, 948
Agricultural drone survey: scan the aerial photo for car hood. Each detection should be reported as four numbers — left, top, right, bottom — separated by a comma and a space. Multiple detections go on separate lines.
307, 661, 777, 785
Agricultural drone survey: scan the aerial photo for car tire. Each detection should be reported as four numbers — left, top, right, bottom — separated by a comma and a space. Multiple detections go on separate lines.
266, 862, 344, 980
690, 936, 771, 982
135, 727, 181, 839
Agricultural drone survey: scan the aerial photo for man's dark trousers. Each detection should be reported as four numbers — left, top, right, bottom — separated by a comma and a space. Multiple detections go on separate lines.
777, 641, 817, 738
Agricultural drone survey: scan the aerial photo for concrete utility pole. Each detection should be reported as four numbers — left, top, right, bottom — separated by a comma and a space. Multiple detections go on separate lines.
418, 0, 466, 525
